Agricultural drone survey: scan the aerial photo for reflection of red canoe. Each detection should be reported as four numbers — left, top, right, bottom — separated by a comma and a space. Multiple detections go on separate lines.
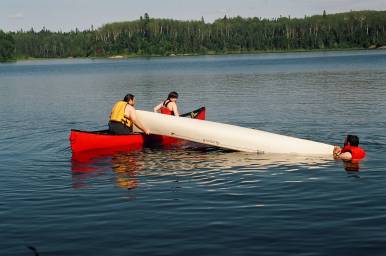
69, 107, 205, 153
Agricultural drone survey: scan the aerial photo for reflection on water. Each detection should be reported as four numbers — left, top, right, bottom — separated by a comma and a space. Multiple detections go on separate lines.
72, 147, 142, 189
71, 143, 339, 190
343, 161, 360, 172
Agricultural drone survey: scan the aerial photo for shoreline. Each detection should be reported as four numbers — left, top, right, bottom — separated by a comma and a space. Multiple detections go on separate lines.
8, 47, 386, 63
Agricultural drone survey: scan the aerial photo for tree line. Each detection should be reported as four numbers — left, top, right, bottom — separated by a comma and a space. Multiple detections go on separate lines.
1, 10, 386, 62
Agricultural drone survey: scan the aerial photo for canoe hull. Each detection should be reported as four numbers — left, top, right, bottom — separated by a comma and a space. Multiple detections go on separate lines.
69, 107, 205, 153
135, 110, 334, 155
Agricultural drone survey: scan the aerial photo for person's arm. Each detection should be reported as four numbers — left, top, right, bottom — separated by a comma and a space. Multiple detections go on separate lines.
154, 102, 163, 113
333, 146, 352, 161
171, 102, 179, 116
338, 152, 353, 161
129, 109, 150, 135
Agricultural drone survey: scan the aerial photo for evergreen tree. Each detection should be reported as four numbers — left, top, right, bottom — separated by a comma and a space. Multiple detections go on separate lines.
0, 30, 15, 61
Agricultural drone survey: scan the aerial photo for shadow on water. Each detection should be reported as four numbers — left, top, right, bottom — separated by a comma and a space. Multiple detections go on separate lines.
70, 143, 347, 190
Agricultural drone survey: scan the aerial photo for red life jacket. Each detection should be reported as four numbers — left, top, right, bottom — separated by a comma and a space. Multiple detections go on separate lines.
160, 100, 174, 115
341, 145, 366, 161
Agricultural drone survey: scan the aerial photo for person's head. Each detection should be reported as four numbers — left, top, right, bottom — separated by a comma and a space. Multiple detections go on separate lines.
167, 91, 178, 102
123, 93, 135, 106
344, 135, 359, 147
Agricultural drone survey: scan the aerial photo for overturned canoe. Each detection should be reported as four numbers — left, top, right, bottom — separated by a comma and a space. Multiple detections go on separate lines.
135, 110, 334, 155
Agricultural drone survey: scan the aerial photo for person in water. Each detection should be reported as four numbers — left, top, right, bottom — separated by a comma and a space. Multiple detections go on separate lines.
333, 135, 366, 162
109, 93, 150, 135
153, 91, 180, 116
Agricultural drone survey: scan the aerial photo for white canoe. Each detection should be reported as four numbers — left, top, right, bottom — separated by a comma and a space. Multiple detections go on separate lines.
135, 110, 334, 155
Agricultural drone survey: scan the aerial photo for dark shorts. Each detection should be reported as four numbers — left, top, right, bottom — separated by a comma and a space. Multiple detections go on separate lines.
108, 121, 133, 135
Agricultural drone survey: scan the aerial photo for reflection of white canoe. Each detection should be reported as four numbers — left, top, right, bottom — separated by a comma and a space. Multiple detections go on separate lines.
142, 151, 333, 172
135, 110, 334, 155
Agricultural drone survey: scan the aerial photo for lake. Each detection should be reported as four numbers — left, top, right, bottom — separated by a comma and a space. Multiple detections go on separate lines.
1, 50, 386, 255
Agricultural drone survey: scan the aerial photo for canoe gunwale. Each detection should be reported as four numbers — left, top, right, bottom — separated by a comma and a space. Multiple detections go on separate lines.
70, 106, 206, 152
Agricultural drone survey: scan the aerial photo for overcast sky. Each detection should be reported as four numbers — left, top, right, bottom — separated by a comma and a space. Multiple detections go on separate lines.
1, 0, 385, 32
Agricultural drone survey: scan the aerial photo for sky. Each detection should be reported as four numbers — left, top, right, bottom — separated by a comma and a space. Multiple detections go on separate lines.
1, 0, 386, 32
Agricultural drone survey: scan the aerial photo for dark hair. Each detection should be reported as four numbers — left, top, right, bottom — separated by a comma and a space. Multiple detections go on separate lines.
123, 94, 135, 102
167, 91, 178, 100
345, 135, 359, 146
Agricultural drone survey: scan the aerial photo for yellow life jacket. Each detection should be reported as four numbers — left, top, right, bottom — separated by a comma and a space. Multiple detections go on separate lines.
109, 101, 132, 128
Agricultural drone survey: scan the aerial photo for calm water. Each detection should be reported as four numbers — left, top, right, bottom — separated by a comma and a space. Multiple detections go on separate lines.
1, 50, 386, 255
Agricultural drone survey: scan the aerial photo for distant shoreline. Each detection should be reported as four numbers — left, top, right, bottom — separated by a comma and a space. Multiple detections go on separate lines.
10, 47, 386, 63
2, 11, 386, 63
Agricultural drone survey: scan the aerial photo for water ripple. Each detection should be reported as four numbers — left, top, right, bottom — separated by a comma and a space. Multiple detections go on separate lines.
2, 51, 386, 256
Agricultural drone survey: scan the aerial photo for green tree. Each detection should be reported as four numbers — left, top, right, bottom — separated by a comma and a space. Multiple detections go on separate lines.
2, 10, 386, 60
0, 30, 15, 62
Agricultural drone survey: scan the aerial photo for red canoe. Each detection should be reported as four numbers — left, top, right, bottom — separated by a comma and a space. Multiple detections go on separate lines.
69, 107, 205, 153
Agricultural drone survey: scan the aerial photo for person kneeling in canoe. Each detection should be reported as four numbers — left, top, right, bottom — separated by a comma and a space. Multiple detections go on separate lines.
154, 91, 179, 116
109, 94, 150, 135
333, 135, 366, 162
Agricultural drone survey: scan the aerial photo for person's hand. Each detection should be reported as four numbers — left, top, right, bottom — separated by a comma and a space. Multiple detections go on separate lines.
333, 145, 341, 159
144, 128, 150, 135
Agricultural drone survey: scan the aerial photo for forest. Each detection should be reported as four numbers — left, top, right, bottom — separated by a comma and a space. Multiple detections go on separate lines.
1, 10, 386, 62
